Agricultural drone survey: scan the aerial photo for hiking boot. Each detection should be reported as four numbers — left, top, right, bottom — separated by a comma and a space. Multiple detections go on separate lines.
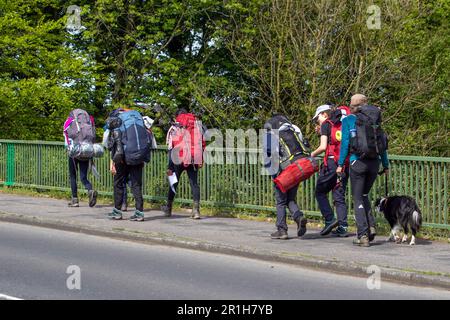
191, 201, 201, 220
162, 200, 173, 217
88, 190, 98, 208
332, 225, 349, 237
68, 198, 79, 207
108, 208, 123, 220
320, 219, 339, 236
353, 235, 370, 247
369, 227, 377, 242
294, 215, 308, 237
130, 210, 144, 222
271, 229, 288, 240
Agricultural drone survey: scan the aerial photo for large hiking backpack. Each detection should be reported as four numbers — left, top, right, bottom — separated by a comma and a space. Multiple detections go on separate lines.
171, 113, 204, 167
264, 115, 309, 169
324, 106, 351, 167
116, 110, 151, 166
66, 109, 95, 145
66, 109, 97, 160
351, 105, 388, 160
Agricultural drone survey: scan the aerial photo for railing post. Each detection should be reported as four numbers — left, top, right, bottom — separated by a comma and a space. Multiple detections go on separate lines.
37, 144, 42, 186
204, 160, 209, 203
6, 143, 15, 186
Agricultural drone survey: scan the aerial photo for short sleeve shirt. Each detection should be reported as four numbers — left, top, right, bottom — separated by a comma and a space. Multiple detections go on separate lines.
320, 121, 331, 140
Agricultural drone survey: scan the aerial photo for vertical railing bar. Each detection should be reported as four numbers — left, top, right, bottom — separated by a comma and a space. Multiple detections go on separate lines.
1, 141, 449, 229
437, 163, 442, 225
444, 163, 448, 226
432, 162, 436, 224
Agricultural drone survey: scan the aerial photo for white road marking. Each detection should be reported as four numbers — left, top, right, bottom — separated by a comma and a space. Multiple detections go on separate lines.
0, 294, 23, 300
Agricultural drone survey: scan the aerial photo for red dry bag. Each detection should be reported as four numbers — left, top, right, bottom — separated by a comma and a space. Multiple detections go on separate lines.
273, 157, 319, 193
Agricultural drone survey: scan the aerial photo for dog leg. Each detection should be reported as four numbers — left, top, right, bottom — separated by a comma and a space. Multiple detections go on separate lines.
409, 235, 416, 246
402, 234, 408, 243
387, 230, 396, 242
393, 225, 401, 243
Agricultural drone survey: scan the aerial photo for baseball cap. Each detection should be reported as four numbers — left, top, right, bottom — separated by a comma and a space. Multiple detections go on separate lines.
312, 105, 332, 121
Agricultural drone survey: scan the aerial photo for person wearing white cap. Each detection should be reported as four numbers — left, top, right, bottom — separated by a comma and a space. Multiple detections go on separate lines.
311, 105, 332, 123
311, 104, 350, 238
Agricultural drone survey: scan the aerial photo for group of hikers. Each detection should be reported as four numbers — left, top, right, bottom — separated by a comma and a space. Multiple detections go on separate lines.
64, 93, 388, 248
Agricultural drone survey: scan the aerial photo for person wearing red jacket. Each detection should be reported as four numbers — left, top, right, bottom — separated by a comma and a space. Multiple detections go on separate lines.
311, 105, 350, 237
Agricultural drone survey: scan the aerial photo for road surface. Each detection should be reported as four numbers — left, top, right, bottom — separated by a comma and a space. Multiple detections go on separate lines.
0, 222, 448, 300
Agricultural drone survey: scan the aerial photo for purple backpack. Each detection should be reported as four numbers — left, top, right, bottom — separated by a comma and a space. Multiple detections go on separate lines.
66, 109, 95, 145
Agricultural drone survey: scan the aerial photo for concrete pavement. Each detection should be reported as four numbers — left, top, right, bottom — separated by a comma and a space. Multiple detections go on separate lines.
0, 192, 449, 290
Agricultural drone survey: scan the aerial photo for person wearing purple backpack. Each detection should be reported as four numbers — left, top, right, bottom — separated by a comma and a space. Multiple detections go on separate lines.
63, 109, 98, 208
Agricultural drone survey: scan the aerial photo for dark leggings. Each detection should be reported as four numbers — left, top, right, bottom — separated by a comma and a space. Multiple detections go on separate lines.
349, 159, 380, 238
68, 157, 92, 198
122, 175, 130, 205
168, 165, 200, 202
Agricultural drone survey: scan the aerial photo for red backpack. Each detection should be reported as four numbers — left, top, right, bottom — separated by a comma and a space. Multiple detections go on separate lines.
324, 106, 350, 167
172, 113, 205, 167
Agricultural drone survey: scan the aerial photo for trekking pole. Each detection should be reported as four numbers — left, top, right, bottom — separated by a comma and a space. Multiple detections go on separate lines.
334, 170, 344, 191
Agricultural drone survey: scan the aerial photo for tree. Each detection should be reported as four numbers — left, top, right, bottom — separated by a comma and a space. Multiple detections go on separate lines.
0, 0, 92, 140
0, 0, 448, 156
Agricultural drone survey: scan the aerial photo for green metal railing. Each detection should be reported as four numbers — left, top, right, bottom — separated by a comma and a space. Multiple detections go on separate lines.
0, 140, 449, 229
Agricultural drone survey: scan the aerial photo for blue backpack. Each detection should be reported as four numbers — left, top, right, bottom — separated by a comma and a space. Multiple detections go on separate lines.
116, 110, 151, 165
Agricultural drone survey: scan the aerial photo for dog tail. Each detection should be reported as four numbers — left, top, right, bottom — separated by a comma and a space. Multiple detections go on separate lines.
412, 207, 422, 231
413, 211, 420, 224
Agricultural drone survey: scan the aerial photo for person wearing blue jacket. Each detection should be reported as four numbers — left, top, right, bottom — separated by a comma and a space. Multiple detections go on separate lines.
337, 94, 389, 247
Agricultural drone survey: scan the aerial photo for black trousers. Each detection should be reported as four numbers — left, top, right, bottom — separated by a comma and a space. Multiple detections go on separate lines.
122, 175, 130, 205
349, 159, 380, 238
168, 165, 200, 202
68, 157, 92, 198
274, 184, 302, 232
114, 162, 144, 212
315, 158, 349, 227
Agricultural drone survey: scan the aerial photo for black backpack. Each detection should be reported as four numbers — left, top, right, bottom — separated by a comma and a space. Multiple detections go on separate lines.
265, 115, 308, 168
351, 105, 388, 159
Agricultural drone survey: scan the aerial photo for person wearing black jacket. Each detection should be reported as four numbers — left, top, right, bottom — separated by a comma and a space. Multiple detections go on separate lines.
106, 108, 152, 222
263, 114, 308, 240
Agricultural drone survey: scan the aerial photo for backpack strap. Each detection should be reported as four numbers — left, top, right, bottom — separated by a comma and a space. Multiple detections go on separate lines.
323, 120, 333, 166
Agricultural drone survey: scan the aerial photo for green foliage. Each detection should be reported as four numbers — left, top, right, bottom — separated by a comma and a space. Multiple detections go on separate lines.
0, 0, 91, 140
0, 0, 448, 156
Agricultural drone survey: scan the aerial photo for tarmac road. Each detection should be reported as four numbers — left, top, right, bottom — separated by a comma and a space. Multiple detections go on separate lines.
0, 222, 449, 300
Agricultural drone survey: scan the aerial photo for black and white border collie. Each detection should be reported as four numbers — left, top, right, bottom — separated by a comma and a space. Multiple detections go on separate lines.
375, 196, 422, 245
